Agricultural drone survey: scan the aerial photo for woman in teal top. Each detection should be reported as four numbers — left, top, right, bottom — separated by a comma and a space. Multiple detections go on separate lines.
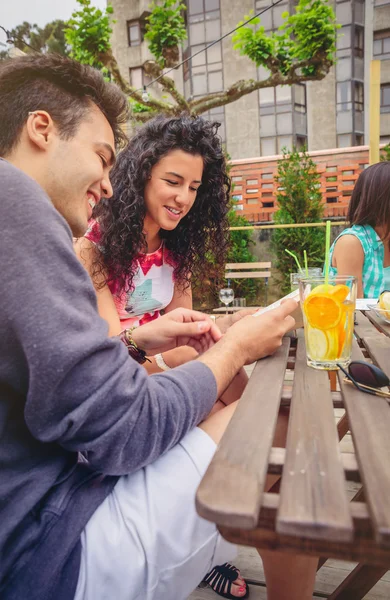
328, 162, 390, 298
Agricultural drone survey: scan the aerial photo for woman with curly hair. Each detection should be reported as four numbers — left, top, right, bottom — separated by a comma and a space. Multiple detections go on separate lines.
75, 115, 250, 599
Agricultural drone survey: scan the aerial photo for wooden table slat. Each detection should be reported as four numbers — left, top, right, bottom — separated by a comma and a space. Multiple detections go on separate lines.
196, 338, 290, 529
360, 335, 390, 381
354, 311, 380, 342
268, 447, 360, 482
338, 339, 390, 545
276, 333, 353, 542
364, 310, 390, 337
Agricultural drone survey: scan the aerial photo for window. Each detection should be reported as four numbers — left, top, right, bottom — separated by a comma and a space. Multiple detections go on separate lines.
277, 112, 292, 135
278, 136, 293, 153
354, 26, 364, 58
127, 20, 142, 47
337, 25, 351, 50
374, 30, 390, 58
296, 135, 307, 151
294, 83, 307, 113
186, 0, 222, 98
188, 0, 203, 14
260, 114, 276, 136
381, 84, 390, 113
338, 133, 352, 147
337, 81, 352, 111
255, 0, 288, 31
129, 67, 151, 89
354, 0, 364, 24
336, 1, 352, 25
336, 57, 352, 81
261, 137, 276, 156
354, 81, 364, 111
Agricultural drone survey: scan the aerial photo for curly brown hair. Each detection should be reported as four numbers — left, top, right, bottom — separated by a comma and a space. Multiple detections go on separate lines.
93, 114, 231, 294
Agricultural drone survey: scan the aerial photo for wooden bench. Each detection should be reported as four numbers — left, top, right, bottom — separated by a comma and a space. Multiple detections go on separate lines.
225, 262, 271, 306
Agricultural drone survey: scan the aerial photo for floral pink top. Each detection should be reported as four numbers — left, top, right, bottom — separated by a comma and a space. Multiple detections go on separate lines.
86, 221, 177, 330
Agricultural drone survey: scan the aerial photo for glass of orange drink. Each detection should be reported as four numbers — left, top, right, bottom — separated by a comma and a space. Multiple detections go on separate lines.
299, 276, 357, 370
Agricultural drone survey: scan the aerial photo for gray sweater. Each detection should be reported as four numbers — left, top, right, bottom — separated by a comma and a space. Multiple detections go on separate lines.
0, 160, 217, 599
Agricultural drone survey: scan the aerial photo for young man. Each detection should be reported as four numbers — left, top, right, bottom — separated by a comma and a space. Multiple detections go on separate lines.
0, 54, 317, 600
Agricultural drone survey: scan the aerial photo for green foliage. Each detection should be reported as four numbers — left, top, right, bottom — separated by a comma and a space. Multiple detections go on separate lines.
2, 20, 69, 57
144, 0, 187, 68
65, 0, 114, 68
227, 204, 261, 303
232, 0, 339, 76
129, 98, 154, 114
381, 143, 390, 162
272, 147, 325, 294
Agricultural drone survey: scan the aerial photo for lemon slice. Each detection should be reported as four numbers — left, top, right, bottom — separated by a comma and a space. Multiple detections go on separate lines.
308, 284, 331, 296
307, 327, 329, 360
308, 283, 349, 302
379, 291, 390, 311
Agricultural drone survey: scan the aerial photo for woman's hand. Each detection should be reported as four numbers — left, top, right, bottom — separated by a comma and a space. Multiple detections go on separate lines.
131, 308, 222, 356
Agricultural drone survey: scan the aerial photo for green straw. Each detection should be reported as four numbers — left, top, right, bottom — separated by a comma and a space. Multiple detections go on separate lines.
324, 220, 331, 287
285, 248, 302, 273
304, 250, 308, 277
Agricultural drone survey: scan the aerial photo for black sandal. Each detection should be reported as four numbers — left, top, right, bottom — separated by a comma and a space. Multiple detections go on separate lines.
203, 562, 250, 599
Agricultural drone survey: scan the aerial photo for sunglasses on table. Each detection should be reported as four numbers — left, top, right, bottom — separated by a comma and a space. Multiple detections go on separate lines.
336, 361, 390, 398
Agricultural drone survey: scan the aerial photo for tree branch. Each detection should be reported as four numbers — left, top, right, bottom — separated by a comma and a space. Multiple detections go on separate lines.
143, 60, 190, 111
190, 60, 332, 115
130, 110, 160, 123
98, 49, 174, 113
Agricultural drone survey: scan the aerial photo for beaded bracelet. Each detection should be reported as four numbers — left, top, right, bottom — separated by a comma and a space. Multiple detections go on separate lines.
119, 327, 151, 365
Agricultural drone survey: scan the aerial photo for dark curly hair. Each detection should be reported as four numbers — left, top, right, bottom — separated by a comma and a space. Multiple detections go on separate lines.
92, 114, 231, 294
347, 161, 390, 240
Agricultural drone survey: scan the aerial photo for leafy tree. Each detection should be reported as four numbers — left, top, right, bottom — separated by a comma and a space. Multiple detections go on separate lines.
381, 143, 390, 162
64, 0, 339, 122
226, 205, 261, 303
272, 147, 325, 294
144, 0, 187, 68
1, 20, 69, 57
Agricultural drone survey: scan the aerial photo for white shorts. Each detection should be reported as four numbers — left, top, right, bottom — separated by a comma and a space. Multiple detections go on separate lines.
74, 427, 236, 600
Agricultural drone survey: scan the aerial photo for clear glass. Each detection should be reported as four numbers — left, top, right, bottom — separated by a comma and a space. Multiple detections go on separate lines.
290, 268, 322, 291
299, 276, 357, 370
219, 288, 234, 314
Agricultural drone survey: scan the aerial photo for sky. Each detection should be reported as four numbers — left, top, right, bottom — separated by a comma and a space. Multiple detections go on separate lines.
0, 0, 107, 48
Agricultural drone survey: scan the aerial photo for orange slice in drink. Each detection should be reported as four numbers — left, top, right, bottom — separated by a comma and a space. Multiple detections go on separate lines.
331, 284, 350, 303
338, 326, 346, 357
326, 328, 340, 360
304, 294, 342, 330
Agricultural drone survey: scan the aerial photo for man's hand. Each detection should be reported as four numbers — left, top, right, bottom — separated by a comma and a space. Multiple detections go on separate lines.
197, 299, 297, 398
131, 308, 222, 356
224, 299, 297, 364
216, 308, 259, 334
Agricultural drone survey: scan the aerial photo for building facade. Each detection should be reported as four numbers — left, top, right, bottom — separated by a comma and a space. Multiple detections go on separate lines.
110, 0, 390, 159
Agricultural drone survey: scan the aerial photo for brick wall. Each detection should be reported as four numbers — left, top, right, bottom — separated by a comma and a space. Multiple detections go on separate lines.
229, 145, 374, 223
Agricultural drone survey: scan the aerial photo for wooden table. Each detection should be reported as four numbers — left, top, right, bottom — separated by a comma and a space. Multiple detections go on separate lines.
196, 310, 390, 599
